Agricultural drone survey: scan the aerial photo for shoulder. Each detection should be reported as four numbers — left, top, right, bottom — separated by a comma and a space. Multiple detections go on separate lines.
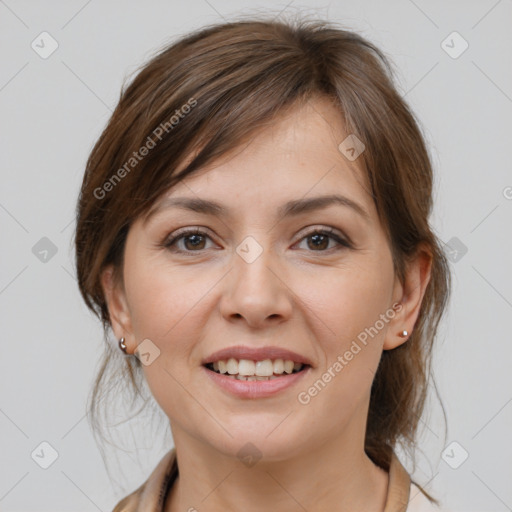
112, 486, 144, 512
407, 482, 445, 512
387, 452, 448, 512
111, 448, 178, 512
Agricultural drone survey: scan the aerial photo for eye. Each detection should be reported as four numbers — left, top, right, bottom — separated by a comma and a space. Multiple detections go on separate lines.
162, 226, 351, 255
295, 228, 351, 252
163, 228, 216, 253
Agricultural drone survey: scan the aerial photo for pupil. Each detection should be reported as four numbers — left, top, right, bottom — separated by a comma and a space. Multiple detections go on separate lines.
186, 234, 204, 249
309, 234, 328, 250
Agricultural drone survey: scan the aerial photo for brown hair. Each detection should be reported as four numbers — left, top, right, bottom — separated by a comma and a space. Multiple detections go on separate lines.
75, 16, 450, 501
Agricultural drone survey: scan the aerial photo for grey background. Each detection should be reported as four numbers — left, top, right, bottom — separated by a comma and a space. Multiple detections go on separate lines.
1, 0, 511, 510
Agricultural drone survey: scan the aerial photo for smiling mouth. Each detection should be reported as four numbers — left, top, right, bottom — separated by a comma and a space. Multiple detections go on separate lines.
204, 358, 309, 381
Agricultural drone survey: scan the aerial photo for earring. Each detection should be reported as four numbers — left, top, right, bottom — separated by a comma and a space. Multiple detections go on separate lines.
119, 337, 128, 354
399, 330, 408, 338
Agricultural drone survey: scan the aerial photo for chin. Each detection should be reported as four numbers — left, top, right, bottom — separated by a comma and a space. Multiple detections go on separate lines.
207, 424, 304, 463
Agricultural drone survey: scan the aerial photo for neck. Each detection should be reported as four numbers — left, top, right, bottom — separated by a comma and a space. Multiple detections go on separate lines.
164, 428, 389, 512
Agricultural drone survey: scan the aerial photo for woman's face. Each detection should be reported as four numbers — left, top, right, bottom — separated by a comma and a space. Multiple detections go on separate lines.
104, 96, 415, 461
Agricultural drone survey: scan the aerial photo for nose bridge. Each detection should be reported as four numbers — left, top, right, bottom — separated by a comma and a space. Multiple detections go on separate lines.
220, 234, 291, 325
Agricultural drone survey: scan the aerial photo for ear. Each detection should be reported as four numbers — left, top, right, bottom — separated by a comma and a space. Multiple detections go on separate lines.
383, 243, 433, 350
101, 264, 134, 352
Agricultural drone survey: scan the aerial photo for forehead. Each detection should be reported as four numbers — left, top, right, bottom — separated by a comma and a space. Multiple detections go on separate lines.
143, 96, 375, 224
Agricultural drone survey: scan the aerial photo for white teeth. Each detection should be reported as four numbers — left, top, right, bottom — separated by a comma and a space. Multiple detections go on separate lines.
273, 358, 284, 374
255, 359, 274, 377
209, 358, 305, 377
226, 358, 238, 375
238, 359, 256, 376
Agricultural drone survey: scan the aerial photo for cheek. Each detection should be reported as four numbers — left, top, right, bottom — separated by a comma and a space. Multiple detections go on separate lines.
122, 259, 213, 416
294, 254, 395, 408
122, 258, 222, 394
301, 257, 394, 346
292, 262, 394, 428
124, 258, 214, 341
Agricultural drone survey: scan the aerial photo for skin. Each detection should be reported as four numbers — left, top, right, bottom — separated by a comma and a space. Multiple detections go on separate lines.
102, 96, 432, 511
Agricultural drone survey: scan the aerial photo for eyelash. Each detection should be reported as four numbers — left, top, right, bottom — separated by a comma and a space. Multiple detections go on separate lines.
161, 227, 352, 255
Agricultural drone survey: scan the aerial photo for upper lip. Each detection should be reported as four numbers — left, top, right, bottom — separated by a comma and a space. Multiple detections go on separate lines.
202, 345, 313, 366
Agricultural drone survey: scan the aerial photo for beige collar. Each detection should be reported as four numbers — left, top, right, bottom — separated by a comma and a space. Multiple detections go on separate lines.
113, 448, 411, 512
384, 450, 412, 511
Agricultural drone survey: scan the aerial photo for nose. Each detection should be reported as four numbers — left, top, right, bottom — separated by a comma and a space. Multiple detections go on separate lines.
219, 242, 293, 329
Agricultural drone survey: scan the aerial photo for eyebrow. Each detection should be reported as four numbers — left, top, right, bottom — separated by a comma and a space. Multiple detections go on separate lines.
144, 194, 371, 225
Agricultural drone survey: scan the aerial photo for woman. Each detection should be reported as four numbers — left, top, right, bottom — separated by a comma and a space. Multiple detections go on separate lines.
75, 17, 451, 512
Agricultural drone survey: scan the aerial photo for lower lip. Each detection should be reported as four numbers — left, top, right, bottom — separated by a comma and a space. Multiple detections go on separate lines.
203, 366, 311, 399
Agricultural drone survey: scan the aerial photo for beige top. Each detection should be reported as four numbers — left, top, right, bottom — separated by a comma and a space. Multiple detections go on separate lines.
112, 448, 440, 511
